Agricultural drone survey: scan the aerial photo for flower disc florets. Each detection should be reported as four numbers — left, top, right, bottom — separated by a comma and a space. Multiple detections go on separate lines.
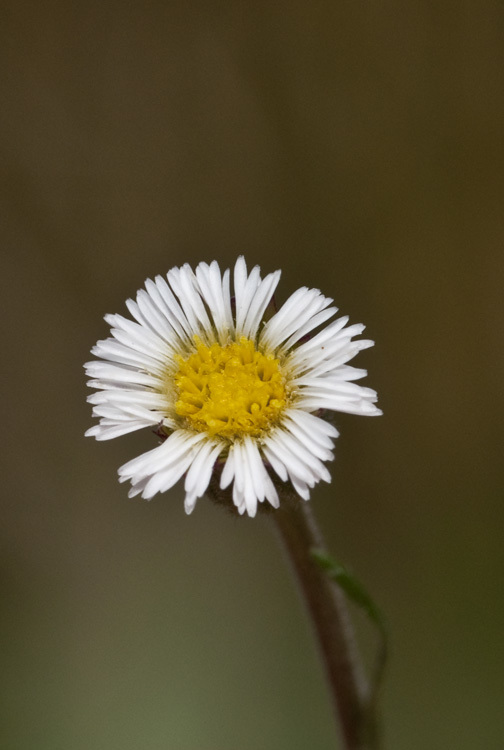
173, 336, 287, 438
85, 257, 381, 517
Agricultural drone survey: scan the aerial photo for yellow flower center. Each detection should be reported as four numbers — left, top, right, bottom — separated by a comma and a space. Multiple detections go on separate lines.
173, 337, 287, 438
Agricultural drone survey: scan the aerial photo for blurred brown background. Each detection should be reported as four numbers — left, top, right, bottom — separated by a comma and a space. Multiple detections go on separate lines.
1, 2, 503, 748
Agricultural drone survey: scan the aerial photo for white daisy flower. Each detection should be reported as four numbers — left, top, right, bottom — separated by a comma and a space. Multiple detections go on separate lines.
85, 257, 381, 517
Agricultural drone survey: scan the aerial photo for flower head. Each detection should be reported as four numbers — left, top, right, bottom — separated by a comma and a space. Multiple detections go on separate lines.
85, 258, 381, 517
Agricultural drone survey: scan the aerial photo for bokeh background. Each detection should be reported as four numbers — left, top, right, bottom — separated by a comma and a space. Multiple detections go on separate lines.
2, 2, 503, 748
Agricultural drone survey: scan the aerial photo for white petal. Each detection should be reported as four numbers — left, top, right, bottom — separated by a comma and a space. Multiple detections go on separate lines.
119, 430, 205, 481
91, 339, 165, 374
90, 403, 160, 423
226, 442, 256, 517
233, 257, 248, 318
263, 474, 279, 509
184, 440, 223, 497
261, 444, 288, 482
143, 277, 189, 346
105, 313, 169, 353
127, 477, 150, 498
244, 439, 279, 509
221, 268, 234, 333
195, 261, 233, 342
124, 296, 152, 330
152, 274, 193, 342
289, 315, 350, 357
295, 395, 382, 416
273, 295, 333, 351
235, 265, 261, 336
274, 429, 331, 483
177, 264, 214, 334
86, 378, 146, 392
110, 327, 172, 363
280, 415, 334, 462
293, 340, 375, 380
184, 492, 198, 514
296, 381, 378, 399
220, 448, 235, 489
136, 289, 178, 343
233, 484, 247, 515
280, 306, 337, 351
141, 450, 195, 499
262, 436, 315, 487
285, 408, 339, 443
183, 440, 223, 513
87, 390, 168, 409
84, 361, 161, 388
241, 270, 281, 340
286, 315, 351, 369
264, 431, 327, 487
85, 420, 149, 440
289, 474, 311, 501
166, 265, 211, 339
243, 437, 266, 504
261, 288, 332, 351
232, 443, 244, 496
240, 446, 258, 518
259, 286, 310, 350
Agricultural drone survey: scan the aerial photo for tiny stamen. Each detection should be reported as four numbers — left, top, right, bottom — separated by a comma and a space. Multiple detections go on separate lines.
172, 336, 287, 438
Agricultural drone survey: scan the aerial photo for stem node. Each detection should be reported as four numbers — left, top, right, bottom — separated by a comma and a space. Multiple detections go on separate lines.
272, 499, 379, 749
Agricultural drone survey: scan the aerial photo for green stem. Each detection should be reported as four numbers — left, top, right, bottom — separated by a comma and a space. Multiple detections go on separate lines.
272, 499, 379, 749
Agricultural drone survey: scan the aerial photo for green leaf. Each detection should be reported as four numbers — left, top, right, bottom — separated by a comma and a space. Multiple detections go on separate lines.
310, 547, 389, 698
